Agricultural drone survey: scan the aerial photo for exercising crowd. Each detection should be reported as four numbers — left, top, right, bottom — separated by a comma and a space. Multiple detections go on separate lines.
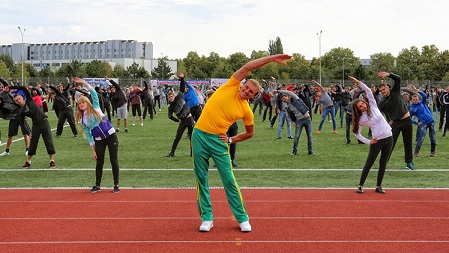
1, 54, 449, 232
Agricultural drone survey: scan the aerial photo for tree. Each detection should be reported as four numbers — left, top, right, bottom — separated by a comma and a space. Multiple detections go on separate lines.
321, 47, 359, 80
268, 37, 284, 55
0, 54, 14, 73
283, 53, 311, 79
38, 65, 55, 78
227, 52, 249, 73
396, 47, 420, 80
84, 60, 113, 77
419, 45, 439, 80
0, 61, 10, 78
112, 65, 129, 78
25, 62, 38, 78
151, 58, 173, 79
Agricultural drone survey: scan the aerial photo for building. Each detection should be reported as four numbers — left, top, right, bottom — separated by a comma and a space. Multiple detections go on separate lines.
0, 39, 177, 76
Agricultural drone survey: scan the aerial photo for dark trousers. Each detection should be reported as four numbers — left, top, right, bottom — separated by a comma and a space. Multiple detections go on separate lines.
171, 117, 194, 155
142, 100, 154, 119
56, 108, 78, 136
359, 136, 393, 187
443, 104, 449, 136
94, 133, 119, 186
391, 117, 414, 164
29, 119, 56, 156
345, 113, 352, 143
190, 105, 202, 122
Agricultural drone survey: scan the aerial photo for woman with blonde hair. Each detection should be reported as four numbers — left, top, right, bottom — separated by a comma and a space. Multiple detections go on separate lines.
73, 77, 120, 193
350, 76, 393, 194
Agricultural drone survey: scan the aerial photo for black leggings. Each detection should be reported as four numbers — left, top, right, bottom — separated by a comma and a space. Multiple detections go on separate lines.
359, 136, 393, 187
94, 133, 119, 186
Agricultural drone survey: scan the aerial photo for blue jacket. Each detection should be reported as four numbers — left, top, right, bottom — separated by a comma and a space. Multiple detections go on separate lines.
180, 77, 200, 108
409, 91, 434, 125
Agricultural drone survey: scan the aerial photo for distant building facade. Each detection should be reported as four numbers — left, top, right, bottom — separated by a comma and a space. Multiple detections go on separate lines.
0, 39, 176, 76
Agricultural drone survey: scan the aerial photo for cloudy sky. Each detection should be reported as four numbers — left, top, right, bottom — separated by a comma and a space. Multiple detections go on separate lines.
1, 0, 448, 60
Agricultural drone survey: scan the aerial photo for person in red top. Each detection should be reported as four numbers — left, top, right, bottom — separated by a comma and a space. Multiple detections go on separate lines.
129, 85, 143, 127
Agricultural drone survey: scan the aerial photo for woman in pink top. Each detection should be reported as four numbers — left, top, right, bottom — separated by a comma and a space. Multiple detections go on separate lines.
349, 76, 393, 194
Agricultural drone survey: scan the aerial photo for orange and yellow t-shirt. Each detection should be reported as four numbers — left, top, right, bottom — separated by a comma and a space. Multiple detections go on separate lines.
195, 75, 254, 134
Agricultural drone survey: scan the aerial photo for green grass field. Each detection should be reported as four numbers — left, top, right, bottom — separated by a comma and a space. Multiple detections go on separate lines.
0, 103, 448, 189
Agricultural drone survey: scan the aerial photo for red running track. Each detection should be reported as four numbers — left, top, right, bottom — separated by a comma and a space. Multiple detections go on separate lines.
0, 188, 448, 253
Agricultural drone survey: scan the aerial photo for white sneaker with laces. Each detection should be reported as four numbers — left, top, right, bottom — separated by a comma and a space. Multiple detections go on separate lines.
0, 151, 9, 157
239, 221, 252, 232
199, 221, 213, 232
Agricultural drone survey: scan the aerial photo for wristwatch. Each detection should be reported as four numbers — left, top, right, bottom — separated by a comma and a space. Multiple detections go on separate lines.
228, 137, 232, 144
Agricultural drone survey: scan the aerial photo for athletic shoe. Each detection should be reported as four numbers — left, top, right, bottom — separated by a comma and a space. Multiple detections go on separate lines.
291, 151, 297, 156
239, 221, 252, 232
287, 136, 294, 139
413, 152, 419, 157
315, 130, 321, 134
357, 186, 364, 194
166, 152, 174, 157
231, 159, 238, 167
140, 123, 143, 127
333, 130, 338, 134
116, 128, 120, 133
308, 151, 315, 155
0, 151, 9, 156
406, 162, 415, 170
124, 128, 128, 133
430, 152, 436, 157
113, 185, 120, 193
375, 187, 386, 194
54, 134, 61, 137
199, 221, 213, 232
90, 186, 101, 193
22, 162, 31, 168
49, 161, 56, 168
132, 123, 136, 126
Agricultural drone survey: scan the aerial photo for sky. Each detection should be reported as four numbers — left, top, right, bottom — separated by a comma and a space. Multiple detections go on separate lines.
1, 0, 449, 60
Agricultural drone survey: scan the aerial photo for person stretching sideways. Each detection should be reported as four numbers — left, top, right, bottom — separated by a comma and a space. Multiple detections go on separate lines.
192, 54, 292, 233
349, 76, 393, 194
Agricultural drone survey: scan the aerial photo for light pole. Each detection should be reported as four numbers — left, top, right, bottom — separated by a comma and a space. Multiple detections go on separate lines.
160, 53, 164, 80
342, 58, 345, 86
316, 30, 322, 84
18, 26, 26, 86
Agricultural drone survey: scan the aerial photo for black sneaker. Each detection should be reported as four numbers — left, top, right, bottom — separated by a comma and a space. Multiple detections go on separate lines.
288, 136, 294, 139
22, 161, 31, 168
166, 152, 174, 157
116, 129, 120, 133
113, 185, 120, 193
124, 128, 128, 133
231, 159, 238, 167
49, 161, 56, 168
90, 186, 101, 193
308, 151, 315, 155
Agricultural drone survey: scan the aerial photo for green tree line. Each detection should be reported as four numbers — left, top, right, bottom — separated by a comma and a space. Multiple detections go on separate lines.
2, 37, 449, 84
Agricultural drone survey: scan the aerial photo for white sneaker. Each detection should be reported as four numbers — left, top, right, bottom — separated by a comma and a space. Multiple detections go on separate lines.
132, 123, 135, 126
0, 151, 9, 157
199, 221, 213, 232
140, 123, 143, 126
239, 221, 252, 232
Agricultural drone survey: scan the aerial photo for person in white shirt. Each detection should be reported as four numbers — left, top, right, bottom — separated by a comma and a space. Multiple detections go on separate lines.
349, 76, 393, 194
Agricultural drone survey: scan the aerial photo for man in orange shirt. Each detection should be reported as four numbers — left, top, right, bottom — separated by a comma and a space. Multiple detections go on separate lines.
192, 54, 292, 232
